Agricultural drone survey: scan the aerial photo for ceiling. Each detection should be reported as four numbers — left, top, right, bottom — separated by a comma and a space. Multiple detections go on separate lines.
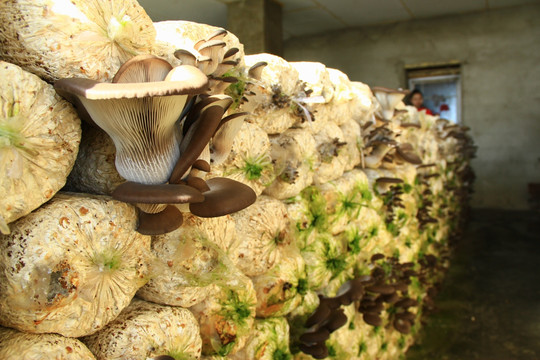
138, 0, 539, 39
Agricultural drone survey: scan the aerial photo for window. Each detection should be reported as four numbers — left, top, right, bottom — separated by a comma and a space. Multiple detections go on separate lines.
406, 63, 461, 123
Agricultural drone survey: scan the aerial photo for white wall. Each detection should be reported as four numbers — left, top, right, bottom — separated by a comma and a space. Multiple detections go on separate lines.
284, 4, 540, 209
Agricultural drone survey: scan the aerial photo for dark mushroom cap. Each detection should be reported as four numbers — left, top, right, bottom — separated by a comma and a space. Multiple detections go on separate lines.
375, 177, 404, 185
299, 328, 330, 345
137, 205, 184, 235
152, 356, 176, 360
299, 342, 329, 359
305, 302, 332, 328
366, 284, 396, 295
189, 177, 256, 217
393, 318, 412, 334
363, 312, 383, 327
323, 308, 348, 333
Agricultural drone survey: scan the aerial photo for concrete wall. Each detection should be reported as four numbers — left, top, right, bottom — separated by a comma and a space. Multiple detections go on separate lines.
284, 4, 540, 210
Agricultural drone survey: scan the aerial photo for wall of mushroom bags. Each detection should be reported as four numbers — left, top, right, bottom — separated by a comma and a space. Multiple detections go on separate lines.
0, 1, 475, 359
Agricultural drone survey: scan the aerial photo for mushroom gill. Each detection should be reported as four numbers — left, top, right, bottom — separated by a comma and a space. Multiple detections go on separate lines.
55, 55, 256, 235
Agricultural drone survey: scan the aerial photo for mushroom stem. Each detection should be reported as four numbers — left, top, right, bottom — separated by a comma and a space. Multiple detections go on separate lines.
364, 143, 393, 168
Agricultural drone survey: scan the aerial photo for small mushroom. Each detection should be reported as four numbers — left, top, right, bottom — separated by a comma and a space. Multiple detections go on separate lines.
396, 144, 422, 165
395, 298, 418, 309
371, 87, 409, 120
362, 312, 383, 327
299, 342, 329, 359
170, 95, 233, 183
248, 61, 267, 80
364, 143, 395, 169
305, 302, 332, 328
299, 328, 330, 344
152, 356, 176, 360
375, 177, 404, 185
189, 177, 256, 217
137, 205, 184, 235
393, 318, 412, 334
210, 112, 249, 165
370, 253, 385, 262
323, 308, 348, 333
365, 284, 396, 295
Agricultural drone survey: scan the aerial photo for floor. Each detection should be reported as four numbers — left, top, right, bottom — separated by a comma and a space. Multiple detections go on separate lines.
406, 209, 540, 360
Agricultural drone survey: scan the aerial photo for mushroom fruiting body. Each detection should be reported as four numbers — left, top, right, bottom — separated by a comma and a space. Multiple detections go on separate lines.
56, 55, 256, 234
55, 56, 208, 186
371, 87, 408, 121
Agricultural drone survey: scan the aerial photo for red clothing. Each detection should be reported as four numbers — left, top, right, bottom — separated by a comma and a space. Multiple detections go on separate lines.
416, 106, 434, 115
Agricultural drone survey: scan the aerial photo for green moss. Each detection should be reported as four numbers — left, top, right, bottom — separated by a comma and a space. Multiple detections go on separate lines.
224, 71, 247, 110
327, 344, 337, 357
348, 321, 356, 330
369, 226, 379, 238
358, 341, 367, 355
398, 336, 407, 349
92, 249, 122, 271
217, 341, 236, 356
273, 348, 291, 360
241, 154, 273, 181
219, 290, 252, 326
326, 256, 348, 277
167, 349, 191, 360
0, 112, 36, 155
347, 228, 363, 254
381, 342, 388, 351
403, 183, 413, 193
296, 278, 308, 295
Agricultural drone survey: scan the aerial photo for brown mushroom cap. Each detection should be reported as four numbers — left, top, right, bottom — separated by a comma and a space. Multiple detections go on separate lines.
112, 182, 204, 204
299, 328, 330, 344
299, 342, 329, 359
375, 177, 404, 185
137, 205, 184, 235
170, 96, 233, 183
305, 302, 332, 328
362, 312, 383, 327
189, 177, 256, 217
153, 356, 176, 360
248, 61, 268, 80
323, 308, 348, 333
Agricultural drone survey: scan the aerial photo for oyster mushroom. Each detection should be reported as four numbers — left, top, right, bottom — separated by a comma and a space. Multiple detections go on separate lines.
371, 87, 409, 121
55, 55, 208, 186
57, 56, 255, 234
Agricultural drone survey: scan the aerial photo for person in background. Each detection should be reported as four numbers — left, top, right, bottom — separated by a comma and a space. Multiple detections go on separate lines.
408, 89, 434, 115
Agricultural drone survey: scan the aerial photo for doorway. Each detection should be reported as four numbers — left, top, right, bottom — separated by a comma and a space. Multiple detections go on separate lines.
406, 63, 462, 123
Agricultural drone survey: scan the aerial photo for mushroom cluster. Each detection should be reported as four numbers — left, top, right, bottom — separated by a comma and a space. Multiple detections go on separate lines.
55, 55, 257, 235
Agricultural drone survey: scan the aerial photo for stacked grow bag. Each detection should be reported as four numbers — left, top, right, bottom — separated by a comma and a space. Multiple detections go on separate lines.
0, 1, 475, 359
